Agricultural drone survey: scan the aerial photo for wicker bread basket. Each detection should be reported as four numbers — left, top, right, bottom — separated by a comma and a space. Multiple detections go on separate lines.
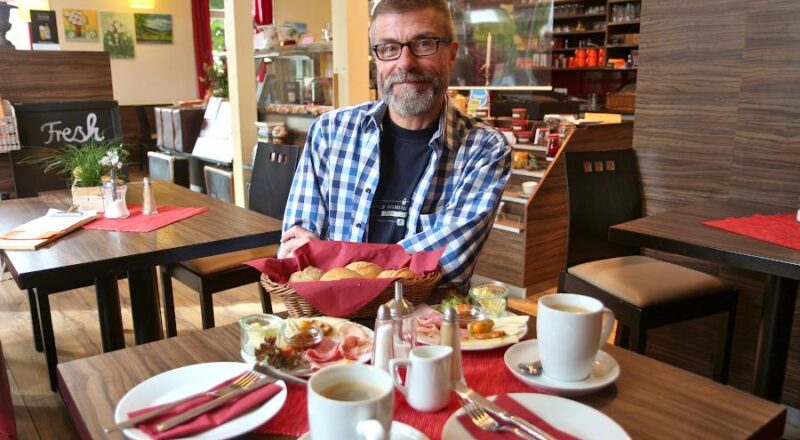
261, 267, 443, 318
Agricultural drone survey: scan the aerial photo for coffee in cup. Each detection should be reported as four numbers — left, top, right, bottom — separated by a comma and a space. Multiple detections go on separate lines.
537, 294, 614, 382
307, 364, 393, 440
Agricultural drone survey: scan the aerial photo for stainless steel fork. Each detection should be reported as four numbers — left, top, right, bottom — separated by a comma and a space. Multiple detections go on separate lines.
463, 400, 537, 440
104, 369, 262, 433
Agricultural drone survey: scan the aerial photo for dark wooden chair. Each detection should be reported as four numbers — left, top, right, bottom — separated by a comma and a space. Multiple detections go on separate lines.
203, 165, 235, 203
558, 148, 738, 383
0, 338, 16, 439
161, 142, 300, 336
135, 106, 158, 171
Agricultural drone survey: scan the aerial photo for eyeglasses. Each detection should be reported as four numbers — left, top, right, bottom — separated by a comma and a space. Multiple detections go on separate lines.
371, 37, 452, 61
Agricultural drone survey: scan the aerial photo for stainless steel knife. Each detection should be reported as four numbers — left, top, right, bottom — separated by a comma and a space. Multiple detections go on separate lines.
453, 381, 557, 440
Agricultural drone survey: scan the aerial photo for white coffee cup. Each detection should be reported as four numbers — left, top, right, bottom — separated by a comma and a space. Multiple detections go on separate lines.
537, 294, 615, 382
307, 364, 394, 440
389, 345, 453, 412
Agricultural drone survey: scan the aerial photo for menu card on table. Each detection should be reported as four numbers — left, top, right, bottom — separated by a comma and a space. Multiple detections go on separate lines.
0, 209, 97, 250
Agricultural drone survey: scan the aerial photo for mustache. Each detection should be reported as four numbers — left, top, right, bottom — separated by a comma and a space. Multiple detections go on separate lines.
383, 70, 436, 89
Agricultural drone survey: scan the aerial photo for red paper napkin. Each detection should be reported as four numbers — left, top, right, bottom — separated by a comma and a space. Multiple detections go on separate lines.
258, 344, 548, 439
704, 212, 800, 251
246, 241, 445, 317
129, 374, 281, 440
83, 204, 208, 232
456, 394, 579, 439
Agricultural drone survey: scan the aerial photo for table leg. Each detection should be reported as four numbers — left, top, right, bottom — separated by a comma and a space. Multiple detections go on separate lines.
128, 267, 163, 344
94, 273, 125, 352
34, 287, 58, 391
753, 275, 799, 401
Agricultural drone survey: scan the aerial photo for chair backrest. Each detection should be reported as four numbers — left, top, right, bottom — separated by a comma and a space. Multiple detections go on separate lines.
563, 148, 642, 268
248, 142, 300, 219
0, 338, 16, 439
204, 165, 234, 203
147, 151, 190, 188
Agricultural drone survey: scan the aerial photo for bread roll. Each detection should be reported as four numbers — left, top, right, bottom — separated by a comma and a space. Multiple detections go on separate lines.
345, 261, 383, 279
377, 268, 417, 279
320, 267, 362, 281
288, 266, 324, 282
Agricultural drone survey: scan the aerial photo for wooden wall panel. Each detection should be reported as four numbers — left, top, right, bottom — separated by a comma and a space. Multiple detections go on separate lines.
0, 51, 114, 197
634, 0, 800, 406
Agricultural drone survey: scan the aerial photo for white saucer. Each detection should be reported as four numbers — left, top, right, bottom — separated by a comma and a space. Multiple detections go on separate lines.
297, 421, 429, 439
503, 339, 620, 396
441, 393, 630, 440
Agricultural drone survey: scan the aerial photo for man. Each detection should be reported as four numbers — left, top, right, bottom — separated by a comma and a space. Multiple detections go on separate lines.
279, 0, 511, 291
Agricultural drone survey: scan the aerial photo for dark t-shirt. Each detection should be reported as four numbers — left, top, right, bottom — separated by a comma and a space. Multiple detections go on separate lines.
367, 117, 436, 244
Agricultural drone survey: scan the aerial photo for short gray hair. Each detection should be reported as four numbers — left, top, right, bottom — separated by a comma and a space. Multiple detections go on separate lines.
370, 0, 455, 42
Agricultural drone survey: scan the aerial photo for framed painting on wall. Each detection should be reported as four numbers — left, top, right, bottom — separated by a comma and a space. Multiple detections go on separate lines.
134, 13, 172, 44
30, 10, 59, 45
100, 12, 135, 59
63, 9, 98, 42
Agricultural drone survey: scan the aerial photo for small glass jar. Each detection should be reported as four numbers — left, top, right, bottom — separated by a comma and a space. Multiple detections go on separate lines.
102, 182, 130, 219
469, 282, 510, 317
283, 321, 324, 350
240, 314, 285, 363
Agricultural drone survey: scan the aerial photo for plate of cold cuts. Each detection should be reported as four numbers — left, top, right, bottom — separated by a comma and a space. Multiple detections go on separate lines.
244, 316, 374, 377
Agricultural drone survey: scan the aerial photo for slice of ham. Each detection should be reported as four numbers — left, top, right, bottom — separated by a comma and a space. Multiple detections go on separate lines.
305, 337, 342, 364
339, 335, 372, 361
415, 305, 444, 338
337, 322, 367, 340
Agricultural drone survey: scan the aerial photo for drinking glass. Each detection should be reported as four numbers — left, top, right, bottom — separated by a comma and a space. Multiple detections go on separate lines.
239, 314, 285, 363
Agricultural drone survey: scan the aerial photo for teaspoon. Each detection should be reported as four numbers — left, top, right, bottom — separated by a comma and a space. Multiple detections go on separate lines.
516, 360, 543, 377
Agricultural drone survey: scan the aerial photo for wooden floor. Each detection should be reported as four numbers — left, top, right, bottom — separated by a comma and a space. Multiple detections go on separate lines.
0, 269, 284, 439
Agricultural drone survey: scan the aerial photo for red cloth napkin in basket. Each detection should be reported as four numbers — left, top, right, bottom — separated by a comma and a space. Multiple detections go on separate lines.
128, 373, 281, 440
456, 394, 579, 439
83, 204, 208, 232
246, 241, 445, 317
258, 344, 548, 439
704, 212, 800, 251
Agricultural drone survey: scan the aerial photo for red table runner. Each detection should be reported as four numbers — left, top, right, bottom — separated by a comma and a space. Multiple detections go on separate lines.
704, 212, 800, 251
257, 346, 546, 439
83, 205, 207, 233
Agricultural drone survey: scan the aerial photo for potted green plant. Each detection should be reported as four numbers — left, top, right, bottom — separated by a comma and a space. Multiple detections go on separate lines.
21, 139, 129, 212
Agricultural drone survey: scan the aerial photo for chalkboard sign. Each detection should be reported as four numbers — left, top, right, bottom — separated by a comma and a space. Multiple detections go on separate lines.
10, 101, 122, 198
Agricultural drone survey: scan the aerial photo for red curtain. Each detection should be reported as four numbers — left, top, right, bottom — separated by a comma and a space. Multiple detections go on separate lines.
191, 0, 213, 99
253, 0, 273, 26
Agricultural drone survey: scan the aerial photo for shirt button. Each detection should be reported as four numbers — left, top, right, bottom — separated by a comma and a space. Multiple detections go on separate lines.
356, 223, 362, 228
365, 188, 372, 194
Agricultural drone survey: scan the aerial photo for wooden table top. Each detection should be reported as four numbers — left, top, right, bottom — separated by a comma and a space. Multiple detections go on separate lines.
57, 321, 786, 440
609, 198, 800, 280
0, 181, 283, 290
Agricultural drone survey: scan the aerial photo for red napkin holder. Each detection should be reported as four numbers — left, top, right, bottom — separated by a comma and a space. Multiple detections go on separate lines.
247, 241, 444, 318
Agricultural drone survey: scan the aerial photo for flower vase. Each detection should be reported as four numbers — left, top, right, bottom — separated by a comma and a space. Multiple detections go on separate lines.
102, 182, 130, 219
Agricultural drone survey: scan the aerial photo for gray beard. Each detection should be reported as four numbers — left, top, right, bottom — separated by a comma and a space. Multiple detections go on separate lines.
379, 70, 447, 117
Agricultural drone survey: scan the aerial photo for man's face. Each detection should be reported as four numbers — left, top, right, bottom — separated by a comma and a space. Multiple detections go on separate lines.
371, 8, 458, 117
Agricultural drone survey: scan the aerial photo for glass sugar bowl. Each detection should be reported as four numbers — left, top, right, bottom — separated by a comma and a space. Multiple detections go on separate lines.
240, 314, 285, 363
469, 282, 510, 317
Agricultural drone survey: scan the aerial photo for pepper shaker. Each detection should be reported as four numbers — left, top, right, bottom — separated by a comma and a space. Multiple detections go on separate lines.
441, 307, 464, 383
142, 178, 158, 215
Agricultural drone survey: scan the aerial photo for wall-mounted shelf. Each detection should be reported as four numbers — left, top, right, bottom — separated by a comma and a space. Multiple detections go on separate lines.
513, 144, 547, 153
512, 169, 545, 178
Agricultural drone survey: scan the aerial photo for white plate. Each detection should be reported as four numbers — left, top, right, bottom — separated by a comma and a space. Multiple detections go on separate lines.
504, 339, 620, 396
417, 312, 528, 351
244, 317, 375, 376
114, 362, 287, 440
442, 393, 630, 440
298, 421, 429, 440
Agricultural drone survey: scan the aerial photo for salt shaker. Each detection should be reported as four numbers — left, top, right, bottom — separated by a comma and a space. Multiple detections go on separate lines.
142, 178, 158, 215
385, 281, 415, 360
371, 305, 394, 373
441, 307, 464, 383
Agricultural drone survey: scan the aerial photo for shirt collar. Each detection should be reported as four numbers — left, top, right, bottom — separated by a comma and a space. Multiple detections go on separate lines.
363, 97, 458, 151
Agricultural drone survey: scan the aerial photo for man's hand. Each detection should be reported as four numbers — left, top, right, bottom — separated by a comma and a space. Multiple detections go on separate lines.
278, 225, 320, 258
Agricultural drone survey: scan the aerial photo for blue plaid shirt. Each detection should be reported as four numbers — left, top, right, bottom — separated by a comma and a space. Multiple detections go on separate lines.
283, 98, 511, 289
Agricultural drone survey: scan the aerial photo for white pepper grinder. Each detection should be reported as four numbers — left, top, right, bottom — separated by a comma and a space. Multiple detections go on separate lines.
385, 281, 415, 361
142, 178, 158, 215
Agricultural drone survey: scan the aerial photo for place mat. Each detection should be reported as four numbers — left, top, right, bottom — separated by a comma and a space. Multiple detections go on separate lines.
704, 212, 800, 251
257, 346, 546, 439
83, 205, 208, 233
